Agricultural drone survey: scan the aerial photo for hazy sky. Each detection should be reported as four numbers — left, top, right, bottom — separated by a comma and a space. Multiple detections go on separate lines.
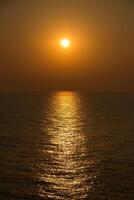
0, 0, 134, 92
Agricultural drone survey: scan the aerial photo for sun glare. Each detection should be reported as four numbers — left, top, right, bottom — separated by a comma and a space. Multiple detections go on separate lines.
60, 38, 70, 48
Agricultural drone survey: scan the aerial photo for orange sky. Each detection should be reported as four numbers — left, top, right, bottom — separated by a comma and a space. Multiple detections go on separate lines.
0, 0, 134, 92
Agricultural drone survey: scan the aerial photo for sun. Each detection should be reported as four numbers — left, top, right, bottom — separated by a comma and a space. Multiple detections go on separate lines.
60, 38, 70, 48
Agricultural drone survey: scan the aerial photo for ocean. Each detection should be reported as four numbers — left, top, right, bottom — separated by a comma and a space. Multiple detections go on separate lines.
0, 92, 134, 200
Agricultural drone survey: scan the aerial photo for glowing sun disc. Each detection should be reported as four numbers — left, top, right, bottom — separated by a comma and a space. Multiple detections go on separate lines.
60, 39, 70, 48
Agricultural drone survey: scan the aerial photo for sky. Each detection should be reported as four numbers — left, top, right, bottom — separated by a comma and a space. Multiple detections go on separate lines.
0, 0, 134, 92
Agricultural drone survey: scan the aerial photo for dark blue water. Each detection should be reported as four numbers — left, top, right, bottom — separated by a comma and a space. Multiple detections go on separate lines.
0, 92, 134, 200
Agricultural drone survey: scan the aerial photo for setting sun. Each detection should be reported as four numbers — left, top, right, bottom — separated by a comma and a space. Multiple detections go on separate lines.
60, 38, 70, 48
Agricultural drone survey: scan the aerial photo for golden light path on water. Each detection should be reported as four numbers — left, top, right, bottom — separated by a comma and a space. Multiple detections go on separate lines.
38, 92, 95, 199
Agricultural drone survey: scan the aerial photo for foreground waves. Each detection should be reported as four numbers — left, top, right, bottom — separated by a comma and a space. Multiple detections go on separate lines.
0, 92, 134, 200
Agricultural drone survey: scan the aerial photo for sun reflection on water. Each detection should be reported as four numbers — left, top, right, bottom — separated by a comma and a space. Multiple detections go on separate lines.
38, 92, 93, 199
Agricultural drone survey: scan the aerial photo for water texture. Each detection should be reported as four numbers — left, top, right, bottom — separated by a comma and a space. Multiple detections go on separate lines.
0, 92, 134, 200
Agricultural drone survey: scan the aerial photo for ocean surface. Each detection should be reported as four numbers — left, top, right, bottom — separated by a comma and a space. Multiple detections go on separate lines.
0, 92, 134, 200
